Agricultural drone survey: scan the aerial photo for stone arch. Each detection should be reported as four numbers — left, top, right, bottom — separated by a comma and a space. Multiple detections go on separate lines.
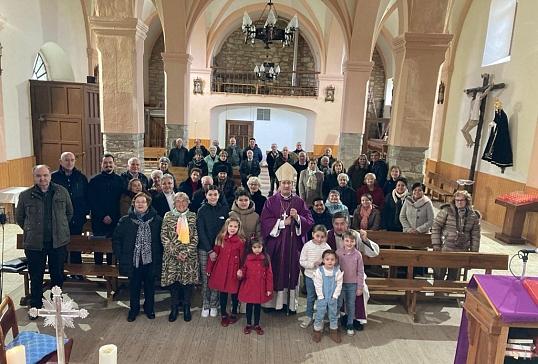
39, 42, 75, 82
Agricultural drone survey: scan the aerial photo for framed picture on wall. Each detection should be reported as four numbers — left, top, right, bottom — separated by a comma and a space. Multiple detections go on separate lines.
325, 85, 335, 102
193, 78, 203, 95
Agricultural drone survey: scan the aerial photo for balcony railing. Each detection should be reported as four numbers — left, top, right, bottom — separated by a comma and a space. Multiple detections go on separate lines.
211, 66, 319, 97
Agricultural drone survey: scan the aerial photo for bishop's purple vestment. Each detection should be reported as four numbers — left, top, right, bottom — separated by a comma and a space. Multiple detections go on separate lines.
260, 193, 314, 293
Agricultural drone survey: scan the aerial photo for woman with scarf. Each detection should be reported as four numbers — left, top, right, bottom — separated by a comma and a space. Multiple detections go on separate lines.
351, 193, 381, 231
432, 190, 481, 281
161, 192, 199, 322
399, 182, 434, 234
299, 157, 324, 206
325, 190, 349, 222
112, 192, 163, 322
380, 177, 409, 231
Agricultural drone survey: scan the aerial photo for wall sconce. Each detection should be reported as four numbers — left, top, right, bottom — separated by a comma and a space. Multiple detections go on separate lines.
193, 78, 203, 95
325, 85, 335, 102
0, 43, 3, 76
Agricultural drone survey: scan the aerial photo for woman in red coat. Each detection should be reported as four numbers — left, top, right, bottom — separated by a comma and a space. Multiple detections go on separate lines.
356, 172, 385, 210
207, 217, 246, 327
238, 237, 274, 335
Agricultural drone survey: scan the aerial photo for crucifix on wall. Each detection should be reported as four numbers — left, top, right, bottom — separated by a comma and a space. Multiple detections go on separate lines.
462, 73, 505, 189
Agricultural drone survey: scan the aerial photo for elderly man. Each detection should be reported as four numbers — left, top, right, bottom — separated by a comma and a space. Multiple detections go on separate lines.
169, 138, 189, 167
212, 139, 221, 155
326, 211, 380, 331
188, 138, 209, 161
266, 143, 282, 196
189, 175, 228, 212
120, 157, 149, 189
242, 137, 263, 162
239, 150, 261, 188
225, 137, 242, 167
260, 163, 314, 313
88, 154, 127, 264
317, 147, 336, 169
293, 141, 304, 155
273, 146, 298, 180
16, 165, 73, 312
51, 152, 89, 280
293, 151, 308, 194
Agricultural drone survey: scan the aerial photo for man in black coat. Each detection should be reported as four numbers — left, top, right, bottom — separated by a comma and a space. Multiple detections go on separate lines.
51, 152, 89, 279
88, 154, 127, 264
169, 138, 189, 167
266, 143, 282, 196
187, 139, 209, 161
215, 165, 237, 207
239, 150, 261, 188
293, 151, 308, 194
308, 197, 333, 239
369, 150, 388, 189
189, 176, 228, 213
120, 157, 149, 190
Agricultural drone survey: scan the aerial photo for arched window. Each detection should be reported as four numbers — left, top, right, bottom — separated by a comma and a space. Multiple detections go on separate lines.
482, 0, 518, 66
32, 53, 49, 80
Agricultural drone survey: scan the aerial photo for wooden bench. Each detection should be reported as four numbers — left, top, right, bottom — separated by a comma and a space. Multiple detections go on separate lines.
15, 234, 120, 307
424, 171, 461, 202
167, 166, 189, 183
363, 249, 508, 322
144, 147, 166, 170
366, 230, 431, 249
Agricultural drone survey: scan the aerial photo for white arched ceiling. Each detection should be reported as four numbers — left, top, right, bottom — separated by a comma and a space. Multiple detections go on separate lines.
40, 42, 75, 81
376, 33, 394, 78
141, 0, 156, 20
384, 9, 399, 38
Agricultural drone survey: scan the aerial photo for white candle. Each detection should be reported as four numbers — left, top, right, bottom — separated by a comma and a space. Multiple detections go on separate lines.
6, 345, 26, 364
99, 344, 117, 364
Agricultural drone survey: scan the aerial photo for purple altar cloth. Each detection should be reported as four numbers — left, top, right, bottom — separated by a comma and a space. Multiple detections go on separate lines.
454, 274, 538, 364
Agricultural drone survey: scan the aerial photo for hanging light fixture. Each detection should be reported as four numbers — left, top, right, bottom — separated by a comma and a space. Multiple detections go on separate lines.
242, 0, 298, 49
254, 61, 281, 80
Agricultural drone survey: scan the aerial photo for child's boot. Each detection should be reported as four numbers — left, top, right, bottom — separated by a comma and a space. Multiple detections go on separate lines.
330, 328, 341, 343
313, 329, 322, 343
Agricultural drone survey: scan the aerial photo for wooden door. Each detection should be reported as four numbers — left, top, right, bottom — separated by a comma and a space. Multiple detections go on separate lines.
84, 85, 103, 176
226, 120, 253, 150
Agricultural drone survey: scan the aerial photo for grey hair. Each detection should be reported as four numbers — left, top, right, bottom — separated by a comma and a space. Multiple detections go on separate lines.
151, 170, 163, 179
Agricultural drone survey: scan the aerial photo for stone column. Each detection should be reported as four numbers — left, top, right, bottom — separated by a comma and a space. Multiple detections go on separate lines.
388, 33, 453, 183
0, 73, 6, 163
90, 17, 148, 173
339, 61, 374, 169
162, 52, 192, 151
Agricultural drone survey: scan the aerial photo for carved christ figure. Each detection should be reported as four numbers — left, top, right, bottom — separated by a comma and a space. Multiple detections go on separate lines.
461, 83, 493, 148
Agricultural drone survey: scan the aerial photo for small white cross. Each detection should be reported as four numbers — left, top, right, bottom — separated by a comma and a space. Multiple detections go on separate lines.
282, 211, 288, 220
29, 286, 89, 364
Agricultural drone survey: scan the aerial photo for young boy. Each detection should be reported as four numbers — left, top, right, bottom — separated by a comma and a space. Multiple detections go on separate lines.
335, 230, 364, 336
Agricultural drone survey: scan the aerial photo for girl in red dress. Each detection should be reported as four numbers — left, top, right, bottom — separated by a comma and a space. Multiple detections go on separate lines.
207, 217, 246, 326
237, 237, 274, 335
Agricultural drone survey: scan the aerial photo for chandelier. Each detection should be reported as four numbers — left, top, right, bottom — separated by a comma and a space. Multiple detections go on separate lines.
242, 0, 298, 49
254, 62, 281, 80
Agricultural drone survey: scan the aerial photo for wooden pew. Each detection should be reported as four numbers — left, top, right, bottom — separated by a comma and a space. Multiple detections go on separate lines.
15, 234, 119, 307
363, 249, 508, 322
366, 230, 432, 249
167, 166, 189, 183
144, 147, 166, 170
424, 171, 461, 203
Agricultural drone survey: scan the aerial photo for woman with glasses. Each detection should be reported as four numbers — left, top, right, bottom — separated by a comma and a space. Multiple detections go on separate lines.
431, 190, 481, 281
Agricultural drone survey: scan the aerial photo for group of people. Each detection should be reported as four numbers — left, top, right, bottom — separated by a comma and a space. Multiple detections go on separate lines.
16, 140, 481, 339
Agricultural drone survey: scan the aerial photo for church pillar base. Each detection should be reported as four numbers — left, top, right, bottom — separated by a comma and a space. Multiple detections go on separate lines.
339, 132, 364, 170
103, 132, 144, 174
166, 124, 188, 152
387, 145, 428, 185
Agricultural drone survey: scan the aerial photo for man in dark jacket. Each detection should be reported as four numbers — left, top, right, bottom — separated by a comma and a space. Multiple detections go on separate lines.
88, 154, 127, 264
293, 151, 308, 194
189, 176, 228, 213
16, 164, 73, 311
216, 165, 237, 207
239, 150, 261, 188
266, 143, 282, 196
225, 137, 242, 167
187, 151, 208, 177
242, 137, 263, 162
308, 197, 333, 239
369, 150, 388, 189
187, 139, 209, 161
169, 138, 189, 167
51, 152, 89, 280
120, 157, 149, 189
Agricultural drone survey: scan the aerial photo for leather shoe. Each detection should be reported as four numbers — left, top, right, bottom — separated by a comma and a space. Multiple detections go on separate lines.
146, 311, 156, 319
127, 312, 137, 322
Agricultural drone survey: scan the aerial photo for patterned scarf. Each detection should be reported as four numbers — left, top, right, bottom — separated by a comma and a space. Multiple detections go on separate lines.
360, 204, 373, 230
131, 213, 154, 268
306, 169, 319, 190
172, 208, 190, 244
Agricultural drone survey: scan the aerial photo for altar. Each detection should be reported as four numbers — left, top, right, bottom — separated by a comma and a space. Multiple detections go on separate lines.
455, 274, 538, 364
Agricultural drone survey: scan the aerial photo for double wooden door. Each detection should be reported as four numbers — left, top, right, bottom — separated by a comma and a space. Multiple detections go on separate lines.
30, 80, 103, 177
226, 120, 253, 150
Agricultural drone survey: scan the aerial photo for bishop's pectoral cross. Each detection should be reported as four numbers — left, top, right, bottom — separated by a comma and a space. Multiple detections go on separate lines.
29, 286, 89, 364
281, 211, 288, 221
465, 73, 505, 193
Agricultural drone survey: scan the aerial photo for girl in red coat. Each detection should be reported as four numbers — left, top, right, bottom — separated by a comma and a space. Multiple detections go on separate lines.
207, 217, 246, 327
237, 237, 274, 335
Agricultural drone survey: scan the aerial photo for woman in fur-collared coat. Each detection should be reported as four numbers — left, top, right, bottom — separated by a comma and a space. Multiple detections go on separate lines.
431, 190, 481, 281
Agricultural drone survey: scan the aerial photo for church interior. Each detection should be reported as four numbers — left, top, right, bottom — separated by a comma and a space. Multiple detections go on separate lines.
0, 0, 538, 363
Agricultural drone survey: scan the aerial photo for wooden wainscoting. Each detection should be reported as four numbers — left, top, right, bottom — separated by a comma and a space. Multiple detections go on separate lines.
426, 159, 538, 246
313, 145, 339, 159
188, 139, 211, 149
0, 156, 36, 189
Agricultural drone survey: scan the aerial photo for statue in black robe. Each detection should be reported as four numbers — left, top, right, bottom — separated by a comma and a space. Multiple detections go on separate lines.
482, 107, 513, 173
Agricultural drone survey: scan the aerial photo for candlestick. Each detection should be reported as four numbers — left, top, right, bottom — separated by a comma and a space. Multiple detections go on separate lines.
99, 344, 117, 364
6, 345, 26, 364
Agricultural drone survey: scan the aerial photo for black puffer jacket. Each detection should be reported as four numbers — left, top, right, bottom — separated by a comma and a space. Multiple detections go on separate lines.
196, 202, 229, 252
112, 206, 163, 278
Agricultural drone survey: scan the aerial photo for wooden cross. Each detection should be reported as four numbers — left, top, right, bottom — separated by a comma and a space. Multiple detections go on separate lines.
29, 286, 89, 364
466, 73, 505, 193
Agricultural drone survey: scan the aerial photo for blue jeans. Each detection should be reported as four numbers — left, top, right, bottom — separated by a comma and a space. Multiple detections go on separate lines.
337, 283, 357, 321
305, 277, 317, 318
314, 297, 339, 330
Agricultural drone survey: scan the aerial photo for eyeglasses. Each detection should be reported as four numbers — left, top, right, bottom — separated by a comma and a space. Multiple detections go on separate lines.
455, 199, 466, 202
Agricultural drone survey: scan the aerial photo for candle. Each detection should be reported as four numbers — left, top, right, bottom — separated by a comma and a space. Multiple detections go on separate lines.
99, 344, 117, 364
6, 345, 26, 364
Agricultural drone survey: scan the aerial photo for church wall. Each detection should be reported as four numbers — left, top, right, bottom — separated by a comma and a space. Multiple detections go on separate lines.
148, 33, 165, 107
436, 0, 538, 243
0, 0, 89, 161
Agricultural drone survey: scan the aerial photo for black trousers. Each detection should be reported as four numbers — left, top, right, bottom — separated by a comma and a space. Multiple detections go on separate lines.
129, 263, 155, 314
25, 242, 67, 308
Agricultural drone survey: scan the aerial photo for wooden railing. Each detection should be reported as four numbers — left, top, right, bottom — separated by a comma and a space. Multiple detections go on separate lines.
211, 66, 319, 97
